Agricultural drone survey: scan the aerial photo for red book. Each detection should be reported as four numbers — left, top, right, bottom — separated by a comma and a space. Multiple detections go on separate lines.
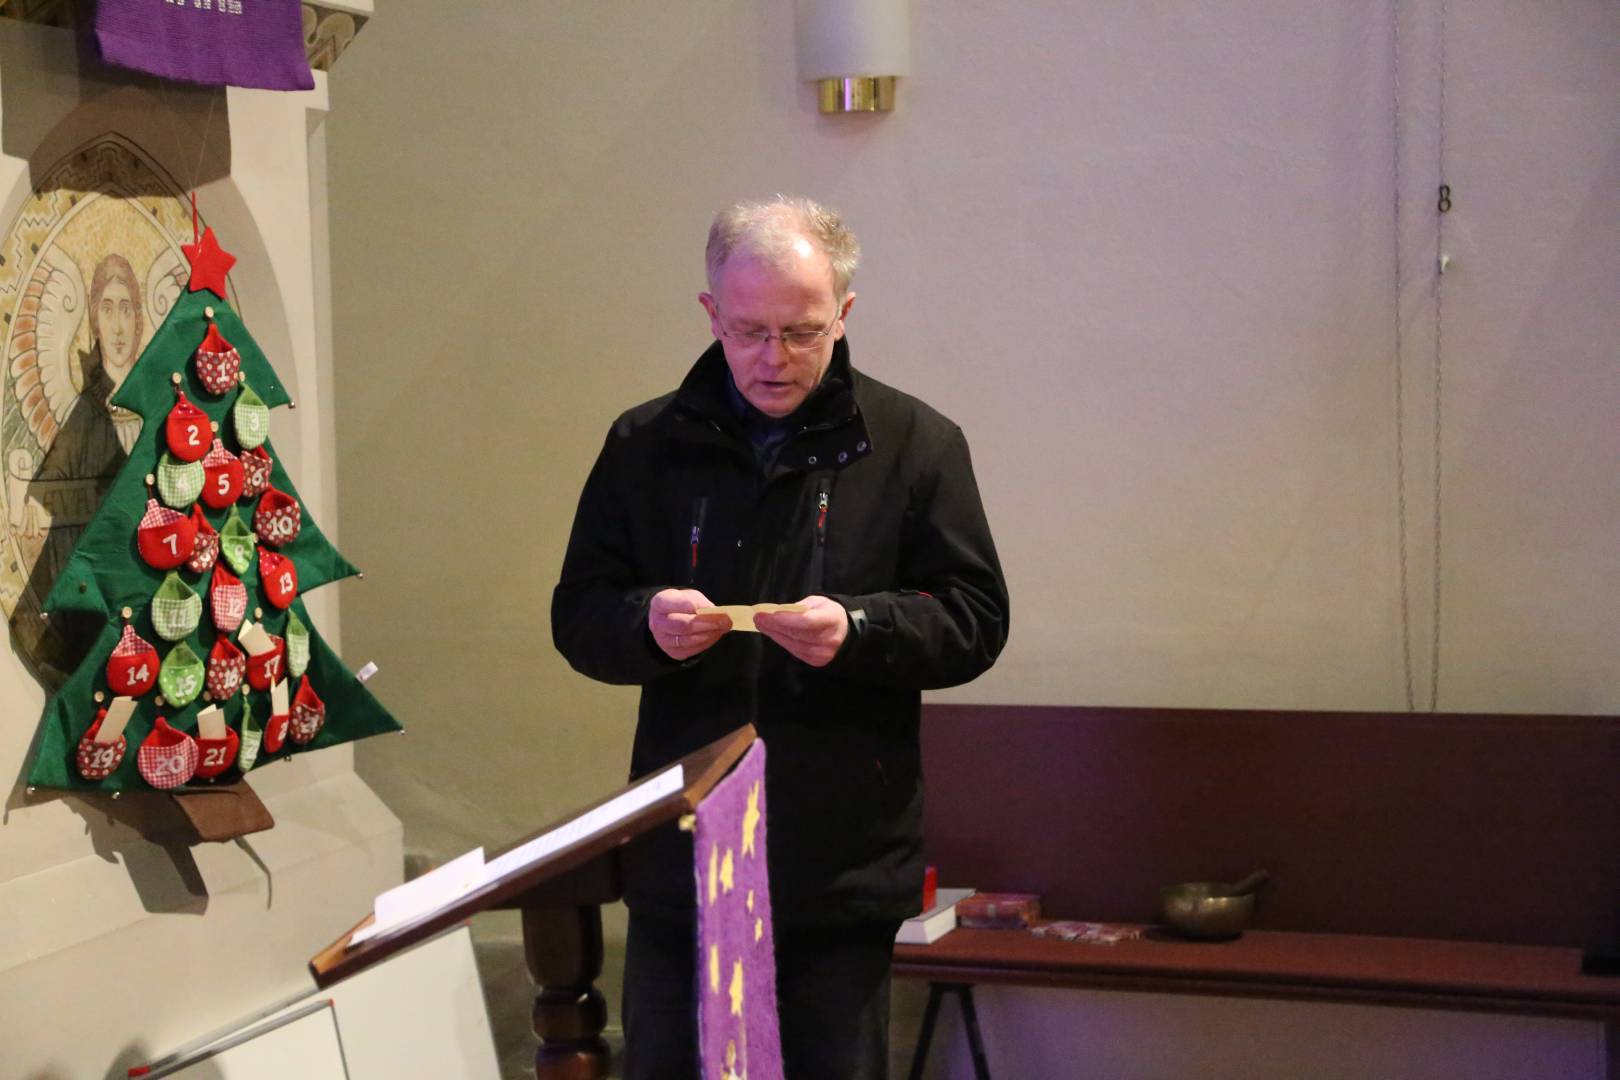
955, 892, 1041, 929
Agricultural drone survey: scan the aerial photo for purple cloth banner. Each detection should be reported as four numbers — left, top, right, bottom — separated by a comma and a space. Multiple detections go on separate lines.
695, 740, 784, 1080
95, 0, 314, 91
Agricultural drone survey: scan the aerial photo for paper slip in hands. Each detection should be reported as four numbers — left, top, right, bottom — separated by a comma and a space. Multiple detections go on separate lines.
695, 603, 808, 633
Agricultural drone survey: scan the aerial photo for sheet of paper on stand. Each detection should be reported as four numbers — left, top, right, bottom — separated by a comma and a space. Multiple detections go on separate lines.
896, 887, 976, 945
480, 764, 684, 883
348, 847, 485, 948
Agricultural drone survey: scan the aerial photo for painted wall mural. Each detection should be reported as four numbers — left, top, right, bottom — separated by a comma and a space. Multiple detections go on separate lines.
1, 133, 221, 685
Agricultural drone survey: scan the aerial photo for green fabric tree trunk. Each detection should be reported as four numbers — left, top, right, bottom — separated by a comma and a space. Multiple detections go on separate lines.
28, 288, 399, 791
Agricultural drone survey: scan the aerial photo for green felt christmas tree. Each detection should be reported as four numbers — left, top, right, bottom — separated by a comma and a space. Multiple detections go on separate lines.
28, 228, 399, 793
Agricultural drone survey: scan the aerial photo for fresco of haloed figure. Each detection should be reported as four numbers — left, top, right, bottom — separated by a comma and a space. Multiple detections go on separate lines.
2, 134, 201, 687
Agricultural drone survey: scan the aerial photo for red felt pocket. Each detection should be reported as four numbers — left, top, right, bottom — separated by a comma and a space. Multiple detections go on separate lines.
137, 499, 197, 571
253, 487, 301, 547
201, 439, 245, 509
137, 717, 198, 789
290, 675, 326, 745
106, 624, 160, 697
76, 710, 128, 781
207, 636, 246, 700
246, 634, 286, 691
165, 390, 211, 462
194, 727, 241, 779
210, 564, 248, 634
185, 506, 220, 574
194, 322, 242, 395
262, 711, 291, 755
258, 548, 298, 609
240, 446, 273, 500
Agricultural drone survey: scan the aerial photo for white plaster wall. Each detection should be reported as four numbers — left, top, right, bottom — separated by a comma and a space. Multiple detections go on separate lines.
0, 22, 402, 1078
326, 1, 1618, 1075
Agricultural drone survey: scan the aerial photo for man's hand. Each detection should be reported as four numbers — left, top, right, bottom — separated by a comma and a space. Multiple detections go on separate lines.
753, 595, 848, 668
649, 589, 732, 661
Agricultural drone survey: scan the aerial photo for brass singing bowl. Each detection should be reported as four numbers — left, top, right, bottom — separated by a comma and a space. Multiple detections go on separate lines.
1160, 884, 1255, 940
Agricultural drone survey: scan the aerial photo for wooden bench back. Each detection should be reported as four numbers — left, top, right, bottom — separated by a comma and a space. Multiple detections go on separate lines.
918, 705, 1620, 949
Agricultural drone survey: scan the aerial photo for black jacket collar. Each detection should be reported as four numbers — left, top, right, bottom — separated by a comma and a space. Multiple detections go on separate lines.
668, 338, 873, 473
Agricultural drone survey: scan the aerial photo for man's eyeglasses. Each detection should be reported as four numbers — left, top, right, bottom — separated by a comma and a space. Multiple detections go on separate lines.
715, 304, 840, 354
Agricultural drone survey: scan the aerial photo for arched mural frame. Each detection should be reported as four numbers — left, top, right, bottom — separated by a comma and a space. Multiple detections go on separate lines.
0, 113, 297, 691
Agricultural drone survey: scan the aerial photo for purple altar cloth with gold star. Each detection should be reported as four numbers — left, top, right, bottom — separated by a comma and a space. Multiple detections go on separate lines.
695, 740, 783, 1080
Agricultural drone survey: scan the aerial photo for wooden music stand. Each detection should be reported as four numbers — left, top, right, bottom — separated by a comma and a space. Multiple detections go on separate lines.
310, 724, 756, 1080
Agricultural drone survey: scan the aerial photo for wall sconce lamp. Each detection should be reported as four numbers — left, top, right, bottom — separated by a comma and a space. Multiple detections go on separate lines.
795, 0, 912, 114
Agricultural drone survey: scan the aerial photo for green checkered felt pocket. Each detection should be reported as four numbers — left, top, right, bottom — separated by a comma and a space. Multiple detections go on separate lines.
157, 452, 205, 509
238, 708, 263, 772
151, 572, 202, 641
221, 508, 255, 576
234, 383, 269, 449
286, 608, 310, 679
159, 642, 205, 708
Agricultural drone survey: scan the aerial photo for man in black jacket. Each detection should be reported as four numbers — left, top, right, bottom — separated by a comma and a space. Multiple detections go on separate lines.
552, 197, 1009, 1079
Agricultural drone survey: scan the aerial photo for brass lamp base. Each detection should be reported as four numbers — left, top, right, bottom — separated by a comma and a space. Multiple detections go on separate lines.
817, 76, 898, 113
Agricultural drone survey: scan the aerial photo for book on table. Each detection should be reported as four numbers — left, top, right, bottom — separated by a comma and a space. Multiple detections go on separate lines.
955, 891, 1041, 929
896, 888, 976, 945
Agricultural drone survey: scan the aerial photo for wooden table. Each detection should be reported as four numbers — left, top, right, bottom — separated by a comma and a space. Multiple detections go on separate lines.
894, 925, 1620, 1079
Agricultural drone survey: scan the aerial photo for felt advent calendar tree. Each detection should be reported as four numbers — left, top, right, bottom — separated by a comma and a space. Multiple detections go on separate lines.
27, 226, 398, 797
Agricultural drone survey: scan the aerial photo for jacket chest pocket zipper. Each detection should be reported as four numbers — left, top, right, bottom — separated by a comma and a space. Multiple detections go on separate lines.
688, 495, 708, 586
809, 477, 831, 593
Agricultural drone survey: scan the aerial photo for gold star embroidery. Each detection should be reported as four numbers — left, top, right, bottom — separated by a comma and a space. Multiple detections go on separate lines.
754, 917, 763, 943
741, 781, 762, 857
720, 848, 735, 894
708, 843, 718, 905
746, 889, 754, 913
709, 943, 721, 992
729, 958, 745, 1016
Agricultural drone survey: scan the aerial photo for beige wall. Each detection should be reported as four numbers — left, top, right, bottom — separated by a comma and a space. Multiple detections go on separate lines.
326, 1, 1619, 1074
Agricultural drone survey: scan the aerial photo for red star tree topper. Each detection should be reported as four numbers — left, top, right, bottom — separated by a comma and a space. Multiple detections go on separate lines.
181, 225, 236, 299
